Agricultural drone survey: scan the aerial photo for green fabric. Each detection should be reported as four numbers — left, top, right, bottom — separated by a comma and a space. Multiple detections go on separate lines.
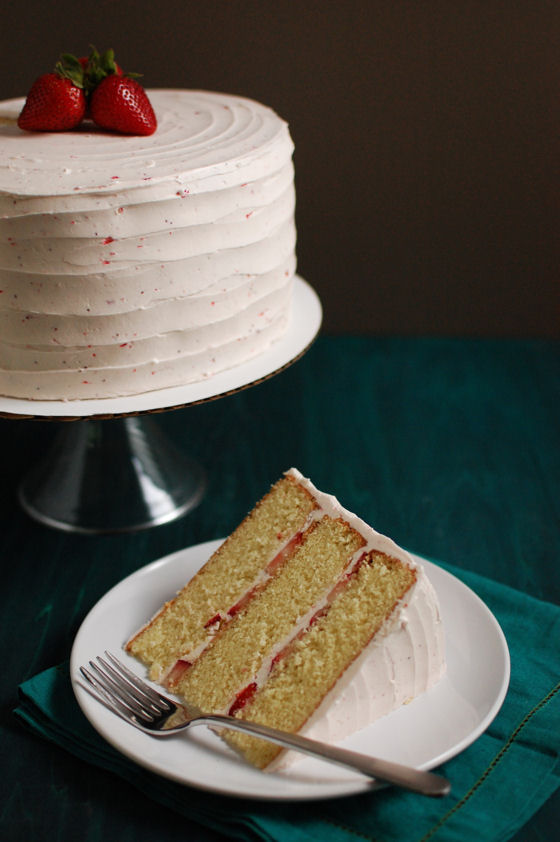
15, 560, 559, 842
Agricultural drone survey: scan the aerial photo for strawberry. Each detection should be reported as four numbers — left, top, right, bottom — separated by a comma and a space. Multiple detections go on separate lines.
18, 56, 86, 132
90, 75, 157, 135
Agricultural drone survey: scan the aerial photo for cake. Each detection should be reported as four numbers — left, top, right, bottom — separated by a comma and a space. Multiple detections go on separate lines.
0, 89, 296, 400
126, 468, 446, 770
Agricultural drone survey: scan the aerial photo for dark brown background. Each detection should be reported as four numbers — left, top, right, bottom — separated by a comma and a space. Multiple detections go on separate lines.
2, 0, 557, 336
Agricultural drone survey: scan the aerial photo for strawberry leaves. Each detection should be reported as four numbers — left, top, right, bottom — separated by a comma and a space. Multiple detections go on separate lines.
80, 47, 126, 94
55, 54, 87, 89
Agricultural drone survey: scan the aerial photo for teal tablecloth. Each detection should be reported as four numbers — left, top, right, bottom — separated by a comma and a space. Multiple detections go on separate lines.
2, 337, 559, 841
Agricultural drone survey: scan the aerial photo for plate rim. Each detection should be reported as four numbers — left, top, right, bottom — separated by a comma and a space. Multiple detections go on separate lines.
70, 541, 510, 801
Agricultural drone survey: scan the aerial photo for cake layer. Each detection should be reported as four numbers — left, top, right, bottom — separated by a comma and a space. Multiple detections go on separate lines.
0, 311, 290, 398
0, 182, 295, 276
0, 217, 295, 314
0, 90, 296, 399
0, 161, 294, 243
0, 258, 295, 347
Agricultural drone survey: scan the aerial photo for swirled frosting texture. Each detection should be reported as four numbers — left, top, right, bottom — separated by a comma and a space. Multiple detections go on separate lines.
0, 90, 296, 399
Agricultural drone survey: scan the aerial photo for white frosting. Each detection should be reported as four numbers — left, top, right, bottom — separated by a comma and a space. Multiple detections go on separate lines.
267, 469, 446, 770
0, 90, 296, 399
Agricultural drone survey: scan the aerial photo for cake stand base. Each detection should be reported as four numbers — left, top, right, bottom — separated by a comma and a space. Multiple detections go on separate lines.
18, 415, 206, 534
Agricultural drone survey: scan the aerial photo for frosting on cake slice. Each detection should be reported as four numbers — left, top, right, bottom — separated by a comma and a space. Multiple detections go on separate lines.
126, 468, 445, 769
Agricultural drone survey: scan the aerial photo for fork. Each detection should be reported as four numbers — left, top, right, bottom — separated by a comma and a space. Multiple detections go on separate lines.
79, 652, 450, 797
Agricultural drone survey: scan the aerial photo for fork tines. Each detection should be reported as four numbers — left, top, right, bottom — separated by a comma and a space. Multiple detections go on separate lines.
80, 652, 172, 723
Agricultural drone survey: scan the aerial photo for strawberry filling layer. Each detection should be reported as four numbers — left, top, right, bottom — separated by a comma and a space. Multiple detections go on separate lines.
228, 682, 258, 716
166, 658, 191, 686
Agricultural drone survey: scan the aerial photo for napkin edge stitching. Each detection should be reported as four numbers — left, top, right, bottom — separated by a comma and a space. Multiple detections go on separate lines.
418, 680, 560, 842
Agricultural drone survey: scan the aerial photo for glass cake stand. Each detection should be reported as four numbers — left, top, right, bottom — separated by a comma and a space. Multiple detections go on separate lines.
0, 277, 322, 534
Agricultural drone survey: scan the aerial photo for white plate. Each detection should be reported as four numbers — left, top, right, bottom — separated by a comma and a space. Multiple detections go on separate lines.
0, 276, 321, 419
70, 542, 510, 801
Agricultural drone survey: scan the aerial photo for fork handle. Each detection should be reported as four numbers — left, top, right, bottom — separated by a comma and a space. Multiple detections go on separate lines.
198, 714, 450, 797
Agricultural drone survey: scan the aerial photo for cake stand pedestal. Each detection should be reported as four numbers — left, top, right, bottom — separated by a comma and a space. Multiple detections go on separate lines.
17, 414, 207, 534
0, 277, 321, 534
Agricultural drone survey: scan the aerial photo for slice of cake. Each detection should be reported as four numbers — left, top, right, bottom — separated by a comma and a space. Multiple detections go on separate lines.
126, 469, 445, 769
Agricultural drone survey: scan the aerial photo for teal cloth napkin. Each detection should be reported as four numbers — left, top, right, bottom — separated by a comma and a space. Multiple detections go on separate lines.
15, 561, 560, 842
